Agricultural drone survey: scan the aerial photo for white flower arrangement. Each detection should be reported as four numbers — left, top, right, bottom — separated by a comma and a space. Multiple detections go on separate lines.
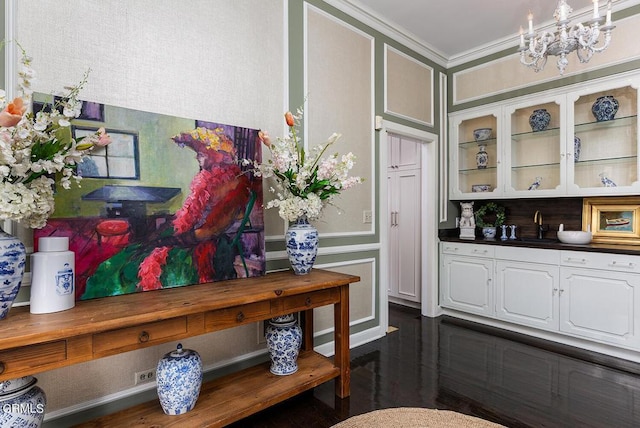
247, 108, 363, 223
0, 46, 111, 228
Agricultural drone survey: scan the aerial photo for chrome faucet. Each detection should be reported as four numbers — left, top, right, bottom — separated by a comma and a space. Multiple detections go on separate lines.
534, 210, 545, 239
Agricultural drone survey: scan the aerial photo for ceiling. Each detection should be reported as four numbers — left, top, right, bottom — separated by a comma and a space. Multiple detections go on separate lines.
336, 0, 627, 66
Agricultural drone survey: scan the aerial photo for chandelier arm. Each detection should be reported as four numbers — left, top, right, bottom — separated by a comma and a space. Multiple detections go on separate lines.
576, 46, 594, 63
520, 50, 546, 72
589, 30, 613, 53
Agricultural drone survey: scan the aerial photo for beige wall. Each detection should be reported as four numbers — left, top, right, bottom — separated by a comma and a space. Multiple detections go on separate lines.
306, 5, 374, 236
454, 13, 640, 104
385, 45, 434, 126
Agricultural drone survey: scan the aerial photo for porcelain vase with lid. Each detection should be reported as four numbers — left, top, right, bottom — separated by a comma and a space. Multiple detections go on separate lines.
476, 144, 488, 169
529, 109, 551, 132
285, 216, 319, 275
156, 343, 203, 415
0, 376, 46, 427
592, 95, 619, 121
0, 228, 26, 320
265, 314, 303, 375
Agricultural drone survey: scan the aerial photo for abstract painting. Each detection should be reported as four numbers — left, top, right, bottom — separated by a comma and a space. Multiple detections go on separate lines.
34, 97, 265, 300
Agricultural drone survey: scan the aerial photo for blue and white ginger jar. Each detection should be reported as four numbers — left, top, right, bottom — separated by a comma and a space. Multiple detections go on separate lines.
0, 228, 26, 320
0, 376, 46, 427
574, 135, 581, 162
529, 109, 551, 132
592, 95, 619, 121
156, 343, 202, 415
285, 216, 319, 275
476, 144, 488, 169
265, 314, 303, 375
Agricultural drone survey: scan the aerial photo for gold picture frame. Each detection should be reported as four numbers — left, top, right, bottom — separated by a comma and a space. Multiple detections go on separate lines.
582, 197, 640, 245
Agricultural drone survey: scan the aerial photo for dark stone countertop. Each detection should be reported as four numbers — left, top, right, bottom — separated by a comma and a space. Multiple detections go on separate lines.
439, 230, 640, 256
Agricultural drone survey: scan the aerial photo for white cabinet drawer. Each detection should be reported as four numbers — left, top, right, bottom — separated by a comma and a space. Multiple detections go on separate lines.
560, 250, 640, 273
441, 242, 494, 258
494, 246, 560, 264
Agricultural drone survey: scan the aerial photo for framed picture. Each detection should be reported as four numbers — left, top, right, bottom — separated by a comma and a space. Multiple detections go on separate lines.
582, 197, 640, 245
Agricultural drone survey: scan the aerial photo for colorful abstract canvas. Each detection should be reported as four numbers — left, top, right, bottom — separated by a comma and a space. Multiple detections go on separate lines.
34, 97, 265, 300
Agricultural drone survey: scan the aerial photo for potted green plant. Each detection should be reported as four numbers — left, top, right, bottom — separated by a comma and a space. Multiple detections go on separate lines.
474, 202, 506, 240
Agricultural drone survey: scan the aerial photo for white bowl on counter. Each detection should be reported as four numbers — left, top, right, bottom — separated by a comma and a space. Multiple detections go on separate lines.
557, 230, 592, 245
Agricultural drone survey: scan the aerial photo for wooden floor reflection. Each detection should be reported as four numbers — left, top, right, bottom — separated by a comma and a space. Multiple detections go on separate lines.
231, 304, 640, 427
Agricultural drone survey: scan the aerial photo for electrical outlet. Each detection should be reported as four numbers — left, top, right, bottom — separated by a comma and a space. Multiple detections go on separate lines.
363, 210, 373, 224
134, 368, 156, 385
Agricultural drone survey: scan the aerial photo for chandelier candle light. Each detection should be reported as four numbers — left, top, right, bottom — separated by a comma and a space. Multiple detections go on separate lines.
519, 0, 615, 74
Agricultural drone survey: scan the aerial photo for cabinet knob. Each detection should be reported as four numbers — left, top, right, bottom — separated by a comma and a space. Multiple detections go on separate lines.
305, 297, 312, 307
138, 331, 150, 343
0, 362, 5, 375
236, 311, 245, 322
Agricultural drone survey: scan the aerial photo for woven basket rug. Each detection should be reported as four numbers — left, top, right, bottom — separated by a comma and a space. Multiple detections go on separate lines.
331, 407, 506, 428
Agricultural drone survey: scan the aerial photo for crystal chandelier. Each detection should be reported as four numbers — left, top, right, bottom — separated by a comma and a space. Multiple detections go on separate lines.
519, 0, 615, 75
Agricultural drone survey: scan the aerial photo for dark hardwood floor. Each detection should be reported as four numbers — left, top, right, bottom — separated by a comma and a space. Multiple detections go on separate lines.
231, 303, 640, 427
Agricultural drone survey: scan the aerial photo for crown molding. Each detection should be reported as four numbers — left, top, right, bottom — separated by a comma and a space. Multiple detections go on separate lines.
322, 0, 448, 67
326, 0, 640, 70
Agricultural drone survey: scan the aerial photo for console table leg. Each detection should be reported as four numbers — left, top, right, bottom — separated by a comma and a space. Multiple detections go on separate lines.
301, 309, 314, 352
334, 284, 350, 398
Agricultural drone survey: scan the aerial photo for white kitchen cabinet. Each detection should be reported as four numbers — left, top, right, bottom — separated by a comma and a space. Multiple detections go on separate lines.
449, 107, 502, 199
449, 71, 640, 200
440, 243, 494, 316
495, 259, 560, 332
559, 251, 640, 348
387, 133, 420, 171
388, 135, 421, 304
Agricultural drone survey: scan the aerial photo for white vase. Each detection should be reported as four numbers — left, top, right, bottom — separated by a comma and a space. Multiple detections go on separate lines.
30, 237, 76, 314
0, 228, 26, 320
265, 314, 303, 375
285, 216, 318, 275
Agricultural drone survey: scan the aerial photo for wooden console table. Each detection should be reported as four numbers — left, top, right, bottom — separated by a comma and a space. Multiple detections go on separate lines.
0, 269, 359, 427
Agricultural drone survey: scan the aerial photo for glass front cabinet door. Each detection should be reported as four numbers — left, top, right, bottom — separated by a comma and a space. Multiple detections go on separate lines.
566, 79, 640, 195
449, 72, 640, 201
449, 109, 501, 199
504, 97, 565, 196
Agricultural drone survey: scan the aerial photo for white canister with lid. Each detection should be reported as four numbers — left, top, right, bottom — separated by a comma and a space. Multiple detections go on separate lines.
30, 237, 75, 314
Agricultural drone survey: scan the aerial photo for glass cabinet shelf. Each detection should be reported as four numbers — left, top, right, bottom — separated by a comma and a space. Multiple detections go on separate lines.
511, 162, 561, 171
511, 127, 561, 141
575, 115, 637, 131
459, 166, 498, 174
459, 138, 497, 148
575, 155, 637, 167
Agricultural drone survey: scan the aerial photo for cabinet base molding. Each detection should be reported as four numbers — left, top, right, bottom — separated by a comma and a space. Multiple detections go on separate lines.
441, 313, 640, 375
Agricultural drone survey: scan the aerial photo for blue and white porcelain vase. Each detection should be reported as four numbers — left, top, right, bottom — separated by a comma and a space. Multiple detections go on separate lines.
592, 95, 619, 121
529, 109, 551, 132
0, 376, 46, 427
265, 314, 303, 375
285, 216, 319, 275
574, 135, 581, 162
156, 343, 202, 415
0, 228, 26, 320
476, 144, 488, 169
